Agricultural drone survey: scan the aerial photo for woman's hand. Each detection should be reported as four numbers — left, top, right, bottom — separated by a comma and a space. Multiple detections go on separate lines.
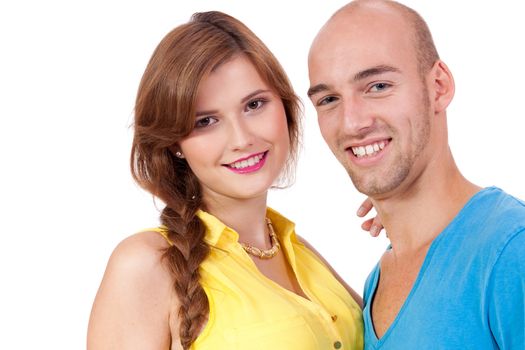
356, 198, 384, 237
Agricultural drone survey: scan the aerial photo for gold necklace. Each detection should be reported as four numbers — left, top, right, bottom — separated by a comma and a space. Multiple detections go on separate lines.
240, 218, 280, 259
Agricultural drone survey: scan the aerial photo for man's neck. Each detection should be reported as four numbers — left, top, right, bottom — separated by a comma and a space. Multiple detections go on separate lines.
372, 155, 481, 256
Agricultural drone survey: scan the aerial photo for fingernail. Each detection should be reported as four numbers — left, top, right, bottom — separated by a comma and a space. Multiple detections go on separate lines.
357, 206, 366, 216
370, 225, 379, 236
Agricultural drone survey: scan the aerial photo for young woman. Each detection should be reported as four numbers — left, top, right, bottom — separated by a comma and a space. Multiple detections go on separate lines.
88, 11, 363, 350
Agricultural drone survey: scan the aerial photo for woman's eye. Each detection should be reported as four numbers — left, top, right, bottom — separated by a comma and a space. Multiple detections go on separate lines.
194, 116, 218, 128
317, 96, 338, 106
246, 99, 265, 111
369, 82, 391, 92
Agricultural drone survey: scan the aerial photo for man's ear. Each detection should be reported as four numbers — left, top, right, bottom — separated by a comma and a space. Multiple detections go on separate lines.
429, 60, 455, 114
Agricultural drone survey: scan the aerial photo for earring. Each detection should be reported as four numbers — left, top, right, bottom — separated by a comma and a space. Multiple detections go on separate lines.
175, 151, 183, 158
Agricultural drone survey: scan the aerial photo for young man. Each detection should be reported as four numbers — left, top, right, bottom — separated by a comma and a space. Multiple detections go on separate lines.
307, 0, 525, 348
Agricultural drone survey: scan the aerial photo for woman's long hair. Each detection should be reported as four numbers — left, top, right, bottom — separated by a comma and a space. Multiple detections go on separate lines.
130, 11, 301, 349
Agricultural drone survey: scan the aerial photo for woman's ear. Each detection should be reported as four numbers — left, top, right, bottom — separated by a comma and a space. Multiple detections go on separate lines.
169, 145, 185, 159
429, 60, 455, 114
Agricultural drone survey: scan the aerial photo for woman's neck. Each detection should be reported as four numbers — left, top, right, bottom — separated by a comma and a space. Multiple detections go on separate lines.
203, 192, 270, 246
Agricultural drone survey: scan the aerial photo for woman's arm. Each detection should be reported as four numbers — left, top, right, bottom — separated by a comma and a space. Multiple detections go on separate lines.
87, 232, 176, 349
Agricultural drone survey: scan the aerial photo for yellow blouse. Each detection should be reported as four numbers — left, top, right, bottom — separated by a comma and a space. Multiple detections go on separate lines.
154, 208, 363, 350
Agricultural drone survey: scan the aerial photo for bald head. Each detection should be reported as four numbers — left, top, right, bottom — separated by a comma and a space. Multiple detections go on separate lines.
313, 0, 439, 76
307, 0, 455, 198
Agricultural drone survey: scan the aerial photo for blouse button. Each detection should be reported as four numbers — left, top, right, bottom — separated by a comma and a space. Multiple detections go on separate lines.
334, 340, 342, 349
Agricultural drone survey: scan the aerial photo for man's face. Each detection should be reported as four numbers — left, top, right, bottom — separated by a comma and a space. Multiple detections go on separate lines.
308, 8, 434, 197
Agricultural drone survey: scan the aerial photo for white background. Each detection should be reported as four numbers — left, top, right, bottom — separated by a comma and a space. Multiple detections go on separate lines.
1, 0, 524, 348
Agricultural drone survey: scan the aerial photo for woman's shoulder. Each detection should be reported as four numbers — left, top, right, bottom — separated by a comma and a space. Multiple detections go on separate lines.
88, 231, 175, 348
99, 230, 173, 299
107, 230, 172, 279
93, 230, 174, 312
295, 235, 363, 308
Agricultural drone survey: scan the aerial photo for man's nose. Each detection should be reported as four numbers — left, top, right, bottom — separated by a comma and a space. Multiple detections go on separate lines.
341, 97, 374, 136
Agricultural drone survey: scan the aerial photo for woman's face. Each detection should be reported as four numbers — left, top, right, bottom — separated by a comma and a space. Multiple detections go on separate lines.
177, 55, 290, 204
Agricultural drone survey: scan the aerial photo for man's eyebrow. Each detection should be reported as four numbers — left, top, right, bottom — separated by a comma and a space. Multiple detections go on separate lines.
353, 65, 401, 82
307, 83, 330, 98
307, 65, 400, 98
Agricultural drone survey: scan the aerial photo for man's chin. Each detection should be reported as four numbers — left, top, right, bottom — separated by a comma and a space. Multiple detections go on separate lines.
349, 174, 403, 198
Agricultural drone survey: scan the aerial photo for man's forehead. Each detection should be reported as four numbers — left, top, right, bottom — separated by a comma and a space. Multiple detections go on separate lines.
309, 10, 416, 73
311, 2, 412, 52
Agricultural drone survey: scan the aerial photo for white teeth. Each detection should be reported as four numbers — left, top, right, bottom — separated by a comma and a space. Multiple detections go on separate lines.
353, 146, 365, 157
229, 153, 264, 169
351, 141, 388, 158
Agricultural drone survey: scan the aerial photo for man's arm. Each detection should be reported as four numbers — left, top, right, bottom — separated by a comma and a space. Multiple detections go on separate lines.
487, 229, 525, 349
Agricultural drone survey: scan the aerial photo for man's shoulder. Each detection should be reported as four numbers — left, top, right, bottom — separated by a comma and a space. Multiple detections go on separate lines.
476, 187, 525, 227
460, 187, 525, 255
488, 186, 525, 208
464, 186, 525, 222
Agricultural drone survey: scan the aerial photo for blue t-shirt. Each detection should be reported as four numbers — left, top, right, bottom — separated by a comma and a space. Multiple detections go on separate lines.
363, 187, 525, 349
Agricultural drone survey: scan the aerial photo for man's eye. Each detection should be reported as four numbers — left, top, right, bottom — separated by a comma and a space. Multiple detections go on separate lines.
369, 82, 391, 92
317, 96, 338, 106
194, 116, 218, 128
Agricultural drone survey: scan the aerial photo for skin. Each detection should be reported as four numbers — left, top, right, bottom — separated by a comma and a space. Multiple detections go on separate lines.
177, 55, 290, 242
88, 55, 362, 349
308, 0, 480, 339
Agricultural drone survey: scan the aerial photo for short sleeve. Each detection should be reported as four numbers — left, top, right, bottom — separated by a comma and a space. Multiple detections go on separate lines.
487, 229, 525, 349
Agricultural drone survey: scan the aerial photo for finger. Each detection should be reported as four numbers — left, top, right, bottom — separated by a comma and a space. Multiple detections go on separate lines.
372, 216, 383, 231
362, 219, 384, 237
370, 217, 385, 237
361, 218, 374, 231
357, 197, 374, 217
370, 224, 381, 237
